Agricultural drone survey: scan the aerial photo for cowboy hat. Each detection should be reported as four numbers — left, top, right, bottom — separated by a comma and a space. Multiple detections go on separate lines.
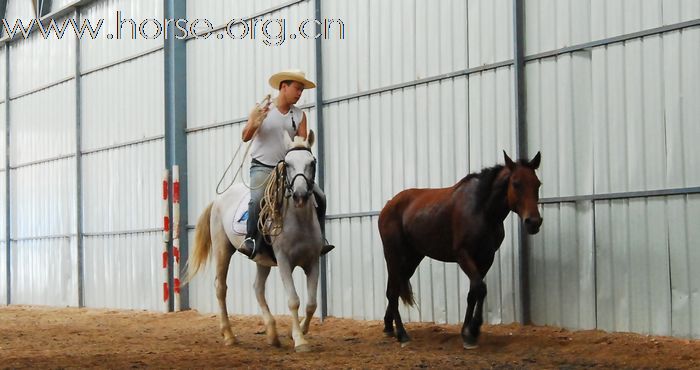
269, 69, 316, 90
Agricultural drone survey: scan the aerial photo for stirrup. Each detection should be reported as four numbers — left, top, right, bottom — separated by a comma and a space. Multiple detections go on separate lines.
240, 237, 258, 260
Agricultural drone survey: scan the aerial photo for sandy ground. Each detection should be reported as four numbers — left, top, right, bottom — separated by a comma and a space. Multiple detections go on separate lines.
1, 306, 698, 369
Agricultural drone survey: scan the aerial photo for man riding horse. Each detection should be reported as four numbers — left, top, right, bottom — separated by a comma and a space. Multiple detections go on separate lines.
238, 69, 334, 260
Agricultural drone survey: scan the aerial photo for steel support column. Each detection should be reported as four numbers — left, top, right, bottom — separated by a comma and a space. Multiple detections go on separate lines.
164, 0, 188, 311
512, 0, 530, 325
314, 0, 328, 320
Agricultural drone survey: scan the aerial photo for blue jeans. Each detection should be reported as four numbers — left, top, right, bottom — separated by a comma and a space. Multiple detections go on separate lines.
246, 162, 274, 239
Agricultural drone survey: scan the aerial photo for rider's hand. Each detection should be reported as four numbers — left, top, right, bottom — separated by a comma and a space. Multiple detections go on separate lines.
250, 99, 271, 128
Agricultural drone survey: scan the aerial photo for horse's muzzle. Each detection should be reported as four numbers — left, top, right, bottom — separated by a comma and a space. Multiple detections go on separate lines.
524, 216, 542, 234
292, 191, 310, 208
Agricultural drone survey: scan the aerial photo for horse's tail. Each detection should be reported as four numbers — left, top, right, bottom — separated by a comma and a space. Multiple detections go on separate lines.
184, 202, 213, 283
399, 280, 416, 307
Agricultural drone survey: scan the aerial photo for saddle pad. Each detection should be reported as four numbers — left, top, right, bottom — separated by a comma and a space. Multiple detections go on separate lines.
232, 191, 251, 235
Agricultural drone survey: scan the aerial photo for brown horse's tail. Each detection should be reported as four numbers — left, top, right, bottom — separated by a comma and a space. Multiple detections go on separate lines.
399, 280, 416, 307
184, 202, 213, 284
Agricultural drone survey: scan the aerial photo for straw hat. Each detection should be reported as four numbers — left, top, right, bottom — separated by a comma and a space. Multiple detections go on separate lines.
269, 69, 316, 90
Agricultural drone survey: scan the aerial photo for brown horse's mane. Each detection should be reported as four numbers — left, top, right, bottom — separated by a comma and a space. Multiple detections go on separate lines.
457, 159, 532, 211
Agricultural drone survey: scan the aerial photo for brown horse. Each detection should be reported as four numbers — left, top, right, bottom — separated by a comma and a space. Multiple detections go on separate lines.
378, 151, 542, 349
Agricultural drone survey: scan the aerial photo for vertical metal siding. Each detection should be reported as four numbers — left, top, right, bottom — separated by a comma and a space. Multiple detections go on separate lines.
80, 51, 164, 151
12, 238, 78, 306
79, 0, 163, 72
81, 141, 164, 309
8, 18, 75, 98
11, 81, 75, 165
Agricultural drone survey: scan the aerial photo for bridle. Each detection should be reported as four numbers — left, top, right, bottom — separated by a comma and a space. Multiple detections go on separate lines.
281, 147, 316, 198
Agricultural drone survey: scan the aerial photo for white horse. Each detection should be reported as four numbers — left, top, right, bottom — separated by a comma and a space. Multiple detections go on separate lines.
186, 131, 323, 352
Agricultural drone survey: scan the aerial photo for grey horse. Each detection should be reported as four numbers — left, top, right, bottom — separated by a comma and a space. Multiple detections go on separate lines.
186, 131, 323, 352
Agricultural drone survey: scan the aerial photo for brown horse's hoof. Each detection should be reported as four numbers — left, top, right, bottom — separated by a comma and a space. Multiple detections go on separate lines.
383, 330, 395, 338
463, 342, 478, 350
223, 336, 238, 346
295, 343, 312, 353
400, 341, 411, 348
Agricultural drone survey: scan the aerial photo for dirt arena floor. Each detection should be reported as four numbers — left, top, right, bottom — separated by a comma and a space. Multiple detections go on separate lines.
1, 306, 699, 369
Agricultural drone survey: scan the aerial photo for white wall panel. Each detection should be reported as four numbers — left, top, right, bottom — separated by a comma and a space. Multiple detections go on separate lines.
12, 159, 76, 239
82, 141, 163, 234
322, 0, 470, 100
81, 51, 164, 151
467, 0, 513, 67
186, 1, 316, 130
0, 242, 5, 304
0, 103, 5, 171
80, 0, 163, 72
526, 0, 700, 55
11, 237, 78, 306
187, 0, 300, 26
83, 233, 162, 310
10, 81, 75, 165
5, 0, 35, 32
8, 16, 74, 97
0, 48, 6, 103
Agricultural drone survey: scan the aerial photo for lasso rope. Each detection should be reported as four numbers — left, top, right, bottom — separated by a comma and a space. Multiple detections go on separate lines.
258, 161, 287, 244
216, 95, 272, 195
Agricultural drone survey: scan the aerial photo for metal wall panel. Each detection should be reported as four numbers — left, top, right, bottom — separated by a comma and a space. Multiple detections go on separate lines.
11, 237, 78, 306
83, 233, 162, 310
0, 241, 5, 304
0, 48, 5, 103
187, 0, 299, 25
48, 0, 74, 13
186, 1, 316, 130
81, 141, 164, 309
186, 107, 319, 316
525, 52, 596, 330
82, 142, 163, 234
79, 0, 163, 72
5, 0, 35, 29
322, 0, 470, 100
8, 16, 75, 97
467, 0, 513, 67
13, 160, 76, 239
81, 51, 164, 151
526, 26, 700, 337
525, 0, 700, 55
10, 81, 75, 166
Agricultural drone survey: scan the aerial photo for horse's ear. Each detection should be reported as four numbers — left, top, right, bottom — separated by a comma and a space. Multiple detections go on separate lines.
503, 150, 515, 170
307, 130, 315, 148
529, 151, 541, 169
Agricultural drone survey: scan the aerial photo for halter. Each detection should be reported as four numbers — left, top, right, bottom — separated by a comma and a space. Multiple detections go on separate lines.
281, 147, 316, 198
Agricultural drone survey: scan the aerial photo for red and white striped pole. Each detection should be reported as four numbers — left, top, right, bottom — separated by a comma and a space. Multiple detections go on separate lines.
172, 165, 181, 312
162, 169, 170, 312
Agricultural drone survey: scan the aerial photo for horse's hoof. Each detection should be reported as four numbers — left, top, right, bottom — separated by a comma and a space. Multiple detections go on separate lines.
295, 344, 312, 353
223, 336, 238, 346
400, 340, 411, 348
463, 342, 478, 350
268, 337, 281, 347
383, 329, 395, 338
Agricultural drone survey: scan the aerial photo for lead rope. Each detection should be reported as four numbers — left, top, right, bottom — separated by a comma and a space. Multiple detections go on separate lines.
215, 95, 272, 195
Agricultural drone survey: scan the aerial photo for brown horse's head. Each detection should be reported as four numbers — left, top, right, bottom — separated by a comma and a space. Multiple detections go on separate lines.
503, 151, 542, 234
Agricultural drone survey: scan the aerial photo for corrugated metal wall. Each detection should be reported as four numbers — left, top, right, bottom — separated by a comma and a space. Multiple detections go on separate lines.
79, 0, 165, 311
185, 0, 320, 316
525, 0, 700, 337
8, 9, 78, 306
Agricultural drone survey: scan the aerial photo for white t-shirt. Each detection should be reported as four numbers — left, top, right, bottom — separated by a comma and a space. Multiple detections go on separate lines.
250, 104, 303, 166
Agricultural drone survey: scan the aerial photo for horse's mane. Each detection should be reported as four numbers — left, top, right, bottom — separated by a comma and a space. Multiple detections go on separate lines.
457, 159, 532, 211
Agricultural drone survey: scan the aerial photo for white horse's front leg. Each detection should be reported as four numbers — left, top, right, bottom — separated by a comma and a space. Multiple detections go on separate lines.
301, 261, 320, 335
254, 264, 280, 347
278, 258, 309, 352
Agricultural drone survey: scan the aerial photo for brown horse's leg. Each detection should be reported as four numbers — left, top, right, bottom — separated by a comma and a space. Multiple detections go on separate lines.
392, 252, 423, 345
463, 280, 486, 349
457, 253, 488, 349
214, 232, 236, 346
